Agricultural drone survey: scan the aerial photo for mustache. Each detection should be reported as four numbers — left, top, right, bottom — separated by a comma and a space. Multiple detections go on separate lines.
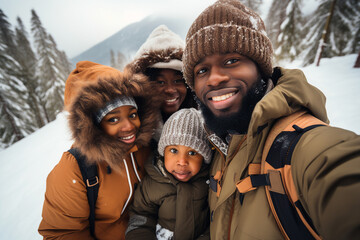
198, 78, 268, 138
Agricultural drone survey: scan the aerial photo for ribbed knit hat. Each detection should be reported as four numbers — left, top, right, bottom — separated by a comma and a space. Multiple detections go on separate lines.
158, 108, 212, 164
95, 96, 137, 124
183, 0, 273, 89
126, 25, 185, 73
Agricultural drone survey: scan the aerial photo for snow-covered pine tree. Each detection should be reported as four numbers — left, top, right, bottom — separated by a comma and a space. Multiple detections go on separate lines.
14, 17, 46, 129
110, 49, 116, 68
0, 9, 35, 147
48, 34, 72, 80
110, 50, 128, 70
117, 51, 127, 71
276, 0, 304, 62
31, 9, 64, 122
239, 0, 263, 14
265, 0, 291, 63
302, 0, 360, 66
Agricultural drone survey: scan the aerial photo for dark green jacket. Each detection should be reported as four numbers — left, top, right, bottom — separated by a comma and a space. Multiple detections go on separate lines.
208, 67, 360, 240
125, 155, 210, 240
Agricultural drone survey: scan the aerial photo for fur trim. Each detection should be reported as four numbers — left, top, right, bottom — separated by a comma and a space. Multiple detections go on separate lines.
126, 48, 183, 74
68, 72, 161, 171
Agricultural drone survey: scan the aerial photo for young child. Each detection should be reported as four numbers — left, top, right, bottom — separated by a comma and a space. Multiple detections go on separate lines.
38, 61, 160, 240
125, 108, 212, 240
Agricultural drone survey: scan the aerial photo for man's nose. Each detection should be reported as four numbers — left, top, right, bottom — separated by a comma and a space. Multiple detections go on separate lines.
207, 66, 229, 87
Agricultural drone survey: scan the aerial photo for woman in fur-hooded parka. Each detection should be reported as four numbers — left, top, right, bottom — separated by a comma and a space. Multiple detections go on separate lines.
38, 61, 160, 240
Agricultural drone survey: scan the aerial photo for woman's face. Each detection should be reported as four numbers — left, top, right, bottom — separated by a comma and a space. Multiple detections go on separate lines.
153, 69, 187, 115
100, 105, 141, 146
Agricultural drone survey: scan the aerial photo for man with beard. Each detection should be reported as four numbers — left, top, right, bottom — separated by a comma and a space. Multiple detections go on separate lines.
182, 0, 360, 239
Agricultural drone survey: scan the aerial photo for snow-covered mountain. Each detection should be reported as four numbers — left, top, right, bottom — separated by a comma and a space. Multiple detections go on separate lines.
71, 14, 193, 66
0, 54, 359, 240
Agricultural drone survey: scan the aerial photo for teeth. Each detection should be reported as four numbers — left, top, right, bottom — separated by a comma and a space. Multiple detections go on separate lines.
120, 134, 134, 140
166, 98, 177, 103
212, 92, 235, 102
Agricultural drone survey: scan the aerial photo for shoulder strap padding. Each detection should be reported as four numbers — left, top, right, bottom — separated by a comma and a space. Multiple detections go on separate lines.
261, 110, 326, 240
68, 148, 99, 239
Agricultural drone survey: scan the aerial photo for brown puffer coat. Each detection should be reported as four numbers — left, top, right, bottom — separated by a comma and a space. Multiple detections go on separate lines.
126, 155, 210, 240
207, 67, 360, 240
38, 61, 161, 240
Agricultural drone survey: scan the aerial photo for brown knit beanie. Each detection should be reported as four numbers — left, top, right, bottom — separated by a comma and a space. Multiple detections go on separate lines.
183, 0, 273, 89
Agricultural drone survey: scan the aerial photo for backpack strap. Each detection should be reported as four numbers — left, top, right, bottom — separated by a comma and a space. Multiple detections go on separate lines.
68, 148, 99, 239
261, 110, 326, 240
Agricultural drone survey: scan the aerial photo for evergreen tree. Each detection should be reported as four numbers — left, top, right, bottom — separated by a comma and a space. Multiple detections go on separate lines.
302, 0, 360, 66
239, 0, 263, 14
110, 49, 116, 68
110, 50, 128, 70
276, 0, 303, 62
14, 17, 45, 129
48, 34, 72, 78
265, 0, 291, 63
31, 9, 64, 122
0, 9, 34, 147
117, 51, 127, 70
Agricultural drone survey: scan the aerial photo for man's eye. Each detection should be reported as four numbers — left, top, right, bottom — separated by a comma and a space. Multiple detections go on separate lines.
196, 68, 207, 75
225, 58, 239, 65
170, 148, 178, 153
188, 151, 197, 156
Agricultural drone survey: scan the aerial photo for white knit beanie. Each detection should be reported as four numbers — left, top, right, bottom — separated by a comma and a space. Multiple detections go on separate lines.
158, 108, 212, 164
128, 25, 185, 73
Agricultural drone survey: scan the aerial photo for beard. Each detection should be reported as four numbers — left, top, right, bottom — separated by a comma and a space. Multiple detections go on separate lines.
198, 78, 267, 140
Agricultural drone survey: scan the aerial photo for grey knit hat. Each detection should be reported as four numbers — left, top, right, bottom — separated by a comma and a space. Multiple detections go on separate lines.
158, 108, 212, 164
183, 0, 273, 89
95, 96, 137, 124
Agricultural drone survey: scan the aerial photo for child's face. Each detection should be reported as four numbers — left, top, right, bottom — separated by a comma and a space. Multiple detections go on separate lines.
100, 105, 140, 146
164, 145, 204, 182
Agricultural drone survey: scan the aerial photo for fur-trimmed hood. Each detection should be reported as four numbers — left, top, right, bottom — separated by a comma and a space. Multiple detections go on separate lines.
65, 61, 161, 170
125, 25, 184, 74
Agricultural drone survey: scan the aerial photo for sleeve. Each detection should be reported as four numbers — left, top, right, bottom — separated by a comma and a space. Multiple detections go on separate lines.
38, 152, 94, 240
292, 126, 360, 240
125, 175, 159, 240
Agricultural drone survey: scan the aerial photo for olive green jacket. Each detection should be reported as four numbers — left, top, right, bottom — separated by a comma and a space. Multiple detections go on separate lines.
126, 155, 210, 240
208, 67, 360, 240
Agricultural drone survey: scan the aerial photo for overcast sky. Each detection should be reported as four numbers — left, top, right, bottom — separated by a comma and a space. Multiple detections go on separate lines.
0, 0, 225, 58
1, 0, 318, 59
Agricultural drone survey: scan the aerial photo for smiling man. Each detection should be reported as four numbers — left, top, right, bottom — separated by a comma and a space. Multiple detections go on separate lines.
182, 0, 360, 239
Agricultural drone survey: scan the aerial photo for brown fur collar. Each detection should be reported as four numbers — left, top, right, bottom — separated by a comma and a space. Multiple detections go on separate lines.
68, 72, 161, 171
126, 48, 183, 74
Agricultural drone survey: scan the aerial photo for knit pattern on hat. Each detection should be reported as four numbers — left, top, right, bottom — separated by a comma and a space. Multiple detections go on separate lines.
158, 108, 212, 164
126, 25, 185, 73
95, 96, 137, 124
183, 0, 273, 89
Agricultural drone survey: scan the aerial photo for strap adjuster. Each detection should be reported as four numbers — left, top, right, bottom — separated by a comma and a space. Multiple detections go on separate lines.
87, 176, 99, 187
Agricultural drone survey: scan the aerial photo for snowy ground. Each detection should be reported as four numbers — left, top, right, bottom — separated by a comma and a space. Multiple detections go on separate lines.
0, 54, 359, 240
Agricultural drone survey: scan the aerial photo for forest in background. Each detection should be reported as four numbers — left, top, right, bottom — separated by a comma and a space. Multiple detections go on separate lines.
0, 0, 359, 149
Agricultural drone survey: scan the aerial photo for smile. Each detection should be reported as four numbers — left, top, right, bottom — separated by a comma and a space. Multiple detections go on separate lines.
205, 88, 240, 111
120, 134, 135, 140
211, 92, 235, 102
165, 97, 178, 103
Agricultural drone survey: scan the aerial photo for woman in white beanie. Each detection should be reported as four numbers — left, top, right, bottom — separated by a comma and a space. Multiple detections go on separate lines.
125, 108, 212, 240
125, 25, 197, 124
